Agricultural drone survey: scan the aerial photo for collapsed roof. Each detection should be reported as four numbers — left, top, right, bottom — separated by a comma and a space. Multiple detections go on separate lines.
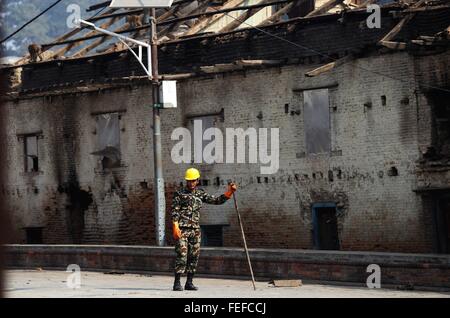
12, 0, 448, 66
1, 0, 449, 95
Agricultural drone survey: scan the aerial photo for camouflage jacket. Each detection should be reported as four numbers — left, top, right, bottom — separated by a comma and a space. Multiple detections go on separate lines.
171, 187, 229, 229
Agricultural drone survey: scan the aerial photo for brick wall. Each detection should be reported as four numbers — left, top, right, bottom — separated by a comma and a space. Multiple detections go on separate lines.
5, 245, 450, 289
1, 49, 449, 252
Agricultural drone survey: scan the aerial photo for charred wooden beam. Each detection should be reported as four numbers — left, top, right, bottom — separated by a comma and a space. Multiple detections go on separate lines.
378, 14, 414, 43
15, 8, 119, 65
305, 54, 354, 77
182, 0, 246, 36
158, 0, 211, 38
305, 0, 344, 17
379, 40, 407, 50
70, 16, 125, 58
43, 22, 151, 47
218, 0, 272, 32
159, 0, 294, 27
256, 1, 297, 26
52, 15, 122, 58
378, 0, 428, 49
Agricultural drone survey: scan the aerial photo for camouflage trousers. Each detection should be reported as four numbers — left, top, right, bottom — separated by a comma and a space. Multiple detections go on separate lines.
174, 228, 201, 274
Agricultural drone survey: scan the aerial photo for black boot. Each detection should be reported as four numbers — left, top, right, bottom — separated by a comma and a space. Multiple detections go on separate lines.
173, 273, 183, 291
185, 273, 198, 291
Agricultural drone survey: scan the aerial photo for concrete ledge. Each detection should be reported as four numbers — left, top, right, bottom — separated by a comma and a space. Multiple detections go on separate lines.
5, 245, 450, 289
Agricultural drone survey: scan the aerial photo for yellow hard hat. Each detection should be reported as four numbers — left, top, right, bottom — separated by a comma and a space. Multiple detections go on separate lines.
185, 168, 200, 181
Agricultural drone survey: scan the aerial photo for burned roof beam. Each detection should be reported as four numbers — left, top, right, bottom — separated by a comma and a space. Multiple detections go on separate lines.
70, 16, 125, 58
218, 0, 273, 33
378, 0, 428, 49
305, 0, 344, 17
158, 0, 220, 38
257, 0, 299, 26
158, 0, 296, 27
15, 8, 119, 65
304, 47, 366, 77
182, 0, 247, 37
42, 23, 151, 47
52, 15, 123, 58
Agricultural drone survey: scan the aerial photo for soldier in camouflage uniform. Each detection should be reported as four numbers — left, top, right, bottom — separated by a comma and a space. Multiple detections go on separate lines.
171, 168, 237, 291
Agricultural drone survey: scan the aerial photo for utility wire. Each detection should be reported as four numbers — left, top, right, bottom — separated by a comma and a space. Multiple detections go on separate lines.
0, 0, 65, 44
210, 7, 450, 94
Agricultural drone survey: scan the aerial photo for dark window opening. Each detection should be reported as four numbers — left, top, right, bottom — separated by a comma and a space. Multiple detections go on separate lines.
200, 225, 224, 247
303, 89, 331, 154
426, 91, 450, 159
24, 135, 39, 173
91, 113, 121, 169
312, 204, 340, 250
188, 114, 221, 163
434, 195, 450, 254
388, 166, 399, 177
25, 227, 43, 244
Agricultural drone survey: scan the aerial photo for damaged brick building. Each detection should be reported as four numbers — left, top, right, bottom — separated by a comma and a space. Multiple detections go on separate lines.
0, 0, 449, 253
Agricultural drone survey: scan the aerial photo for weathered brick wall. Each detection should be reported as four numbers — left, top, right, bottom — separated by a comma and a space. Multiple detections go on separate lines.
5, 245, 450, 289
1, 50, 448, 252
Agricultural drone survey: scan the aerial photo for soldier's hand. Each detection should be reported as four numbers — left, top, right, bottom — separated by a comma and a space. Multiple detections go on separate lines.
172, 222, 181, 240
228, 183, 237, 193
224, 182, 237, 199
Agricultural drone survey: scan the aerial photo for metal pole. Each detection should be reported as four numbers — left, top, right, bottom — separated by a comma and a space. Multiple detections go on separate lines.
232, 191, 256, 290
146, 8, 166, 246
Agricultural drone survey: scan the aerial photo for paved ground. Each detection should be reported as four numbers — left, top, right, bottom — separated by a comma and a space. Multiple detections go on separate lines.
3, 269, 450, 298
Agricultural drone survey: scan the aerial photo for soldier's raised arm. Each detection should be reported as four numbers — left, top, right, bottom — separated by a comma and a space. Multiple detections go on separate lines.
200, 183, 237, 205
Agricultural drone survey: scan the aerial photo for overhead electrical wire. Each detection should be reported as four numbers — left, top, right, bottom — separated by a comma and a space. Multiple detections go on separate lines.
0, 0, 65, 44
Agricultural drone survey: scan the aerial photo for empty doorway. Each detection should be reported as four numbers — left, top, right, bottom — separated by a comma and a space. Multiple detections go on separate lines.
312, 203, 340, 250
434, 195, 450, 253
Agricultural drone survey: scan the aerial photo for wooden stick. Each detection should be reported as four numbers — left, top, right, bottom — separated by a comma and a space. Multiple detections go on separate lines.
232, 190, 256, 291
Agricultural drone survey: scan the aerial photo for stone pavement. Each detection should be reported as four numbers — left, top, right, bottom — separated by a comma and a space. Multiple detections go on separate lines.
3, 269, 450, 298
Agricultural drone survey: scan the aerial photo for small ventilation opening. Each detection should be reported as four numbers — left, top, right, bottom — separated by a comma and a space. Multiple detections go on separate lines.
25, 227, 43, 244
200, 225, 224, 247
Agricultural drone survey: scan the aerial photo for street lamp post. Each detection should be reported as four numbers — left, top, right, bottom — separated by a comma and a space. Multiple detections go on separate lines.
147, 8, 166, 247
78, 0, 176, 247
